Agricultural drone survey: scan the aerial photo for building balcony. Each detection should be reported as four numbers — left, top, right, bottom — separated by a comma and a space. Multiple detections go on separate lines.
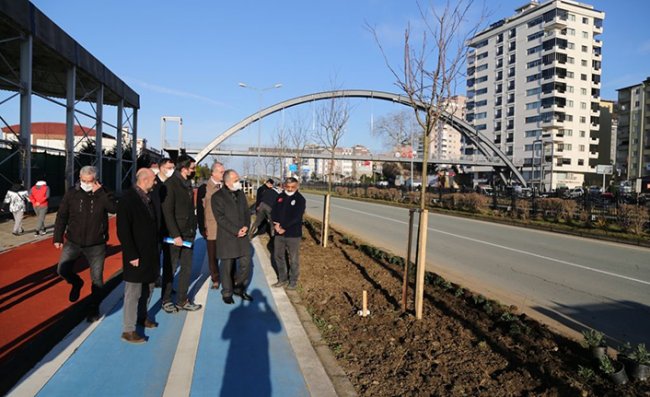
589, 151, 599, 158
590, 137, 600, 145
541, 119, 563, 129
544, 18, 568, 31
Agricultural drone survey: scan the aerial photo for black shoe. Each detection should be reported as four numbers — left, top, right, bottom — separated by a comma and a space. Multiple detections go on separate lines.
235, 291, 253, 301
69, 279, 84, 302
222, 296, 235, 304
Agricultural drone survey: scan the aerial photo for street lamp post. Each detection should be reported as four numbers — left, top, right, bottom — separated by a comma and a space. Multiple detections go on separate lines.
238, 82, 282, 189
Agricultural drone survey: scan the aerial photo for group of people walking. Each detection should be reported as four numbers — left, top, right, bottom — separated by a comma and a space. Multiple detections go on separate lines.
2, 178, 50, 236
47, 156, 305, 344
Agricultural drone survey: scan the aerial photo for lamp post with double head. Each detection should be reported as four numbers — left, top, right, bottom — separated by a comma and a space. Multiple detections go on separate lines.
238, 82, 282, 189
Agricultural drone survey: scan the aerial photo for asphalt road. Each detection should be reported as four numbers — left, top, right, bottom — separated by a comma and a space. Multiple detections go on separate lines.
303, 192, 650, 346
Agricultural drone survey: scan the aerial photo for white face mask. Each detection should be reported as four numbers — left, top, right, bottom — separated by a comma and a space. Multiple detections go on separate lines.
231, 181, 242, 191
80, 182, 93, 192
285, 190, 296, 197
165, 169, 174, 178
151, 168, 160, 176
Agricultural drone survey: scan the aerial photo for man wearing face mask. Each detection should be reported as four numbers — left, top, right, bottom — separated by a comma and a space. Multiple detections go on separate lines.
150, 158, 174, 288
161, 154, 202, 312
211, 169, 252, 304
53, 166, 117, 322
196, 161, 225, 289
271, 177, 306, 290
116, 168, 160, 343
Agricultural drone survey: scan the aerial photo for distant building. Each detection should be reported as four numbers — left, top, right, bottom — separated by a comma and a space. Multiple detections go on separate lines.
1, 122, 157, 159
283, 144, 374, 182
616, 77, 650, 179
466, 0, 604, 190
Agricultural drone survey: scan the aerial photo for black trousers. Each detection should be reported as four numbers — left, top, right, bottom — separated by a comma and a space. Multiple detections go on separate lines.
162, 244, 193, 304
220, 255, 251, 298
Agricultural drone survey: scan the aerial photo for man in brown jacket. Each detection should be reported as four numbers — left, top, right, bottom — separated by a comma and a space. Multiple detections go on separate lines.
197, 161, 225, 289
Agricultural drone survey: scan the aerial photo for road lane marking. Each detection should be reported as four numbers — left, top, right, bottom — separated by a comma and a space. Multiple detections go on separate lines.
330, 204, 650, 287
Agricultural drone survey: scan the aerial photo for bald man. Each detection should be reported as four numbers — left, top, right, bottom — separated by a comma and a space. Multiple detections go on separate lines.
116, 168, 161, 343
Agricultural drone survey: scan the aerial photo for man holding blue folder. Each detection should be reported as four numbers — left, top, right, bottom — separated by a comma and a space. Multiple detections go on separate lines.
161, 154, 202, 312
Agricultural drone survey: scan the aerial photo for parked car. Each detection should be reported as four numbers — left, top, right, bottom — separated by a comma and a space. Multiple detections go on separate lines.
588, 186, 602, 195
476, 184, 494, 196
564, 187, 584, 199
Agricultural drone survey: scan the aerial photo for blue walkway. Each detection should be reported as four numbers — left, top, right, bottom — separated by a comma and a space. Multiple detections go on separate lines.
21, 237, 311, 397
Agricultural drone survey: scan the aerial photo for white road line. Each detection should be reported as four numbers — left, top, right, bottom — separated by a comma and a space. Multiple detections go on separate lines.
162, 258, 211, 397
331, 204, 650, 287
7, 282, 125, 397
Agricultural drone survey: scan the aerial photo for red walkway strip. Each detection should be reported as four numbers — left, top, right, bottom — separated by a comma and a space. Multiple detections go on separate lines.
0, 217, 122, 362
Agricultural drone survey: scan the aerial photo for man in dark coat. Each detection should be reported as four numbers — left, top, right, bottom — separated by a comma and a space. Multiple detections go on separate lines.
271, 177, 306, 290
53, 165, 116, 322
250, 179, 279, 238
150, 158, 174, 288
212, 169, 252, 304
161, 154, 202, 312
116, 168, 159, 344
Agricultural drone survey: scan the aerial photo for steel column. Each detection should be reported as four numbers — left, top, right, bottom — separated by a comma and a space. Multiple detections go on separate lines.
65, 66, 76, 190
116, 100, 124, 194
131, 108, 138, 184
19, 34, 32, 189
95, 85, 104, 180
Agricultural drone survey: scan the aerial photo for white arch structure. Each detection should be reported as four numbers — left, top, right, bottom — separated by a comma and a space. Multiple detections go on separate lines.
195, 90, 526, 186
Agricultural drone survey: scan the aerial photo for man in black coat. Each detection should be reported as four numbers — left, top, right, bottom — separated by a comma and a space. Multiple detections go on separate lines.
271, 177, 306, 290
212, 169, 252, 304
250, 179, 279, 238
150, 158, 174, 288
53, 165, 116, 322
161, 155, 202, 312
116, 168, 159, 344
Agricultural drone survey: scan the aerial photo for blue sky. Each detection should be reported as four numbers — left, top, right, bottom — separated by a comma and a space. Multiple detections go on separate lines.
16, 0, 650, 164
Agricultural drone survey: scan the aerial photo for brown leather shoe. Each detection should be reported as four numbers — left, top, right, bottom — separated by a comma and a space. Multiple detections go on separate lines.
211, 281, 220, 289
137, 319, 158, 329
121, 331, 145, 344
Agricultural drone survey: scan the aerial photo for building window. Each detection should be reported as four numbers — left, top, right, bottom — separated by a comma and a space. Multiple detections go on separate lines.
580, 102, 587, 109
527, 87, 542, 96
581, 87, 587, 95
476, 88, 488, 95
527, 73, 542, 82
567, 100, 574, 107
582, 17, 589, 24
476, 75, 488, 83
477, 52, 489, 60
565, 143, 572, 151
580, 130, 586, 137
581, 74, 588, 81
476, 100, 487, 107
581, 45, 588, 52
566, 28, 575, 36
527, 31, 544, 41
509, 28, 516, 38
568, 42, 575, 49
527, 45, 543, 55
525, 130, 541, 138
569, 14, 576, 22
509, 54, 516, 64
567, 71, 574, 78
507, 80, 515, 90
581, 59, 588, 67
527, 59, 542, 68
567, 56, 575, 64
580, 116, 586, 123
526, 101, 541, 110
578, 159, 584, 166
475, 112, 487, 120
579, 144, 585, 151
582, 31, 589, 39
567, 85, 574, 93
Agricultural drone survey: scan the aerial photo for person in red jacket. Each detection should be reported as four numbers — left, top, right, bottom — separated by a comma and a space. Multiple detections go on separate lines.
29, 178, 50, 236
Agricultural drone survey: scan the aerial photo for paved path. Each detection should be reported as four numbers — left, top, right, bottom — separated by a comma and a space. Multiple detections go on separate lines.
304, 193, 650, 346
5, 231, 337, 396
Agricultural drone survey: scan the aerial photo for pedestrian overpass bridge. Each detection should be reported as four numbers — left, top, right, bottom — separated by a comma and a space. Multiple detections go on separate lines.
164, 90, 527, 186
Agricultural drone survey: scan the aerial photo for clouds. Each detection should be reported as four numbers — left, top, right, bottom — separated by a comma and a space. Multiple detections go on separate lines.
129, 78, 231, 108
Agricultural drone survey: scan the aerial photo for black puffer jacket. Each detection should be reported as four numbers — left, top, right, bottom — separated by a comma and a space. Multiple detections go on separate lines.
53, 185, 117, 247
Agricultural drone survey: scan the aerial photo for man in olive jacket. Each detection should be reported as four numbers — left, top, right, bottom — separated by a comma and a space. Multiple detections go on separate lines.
161, 154, 202, 312
54, 165, 116, 322
211, 169, 252, 304
116, 168, 159, 343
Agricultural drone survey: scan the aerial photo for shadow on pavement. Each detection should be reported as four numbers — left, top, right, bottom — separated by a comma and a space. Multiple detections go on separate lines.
220, 288, 281, 397
533, 300, 650, 346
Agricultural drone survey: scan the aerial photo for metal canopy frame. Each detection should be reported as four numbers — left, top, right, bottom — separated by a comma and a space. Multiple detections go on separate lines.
194, 90, 527, 186
0, 0, 139, 193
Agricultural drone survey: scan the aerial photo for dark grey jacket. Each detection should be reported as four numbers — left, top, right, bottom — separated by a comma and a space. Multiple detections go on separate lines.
161, 171, 197, 240
212, 188, 251, 259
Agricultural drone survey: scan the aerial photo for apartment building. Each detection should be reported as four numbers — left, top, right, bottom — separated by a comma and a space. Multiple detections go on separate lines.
466, 0, 604, 190
616, 77, 650, 180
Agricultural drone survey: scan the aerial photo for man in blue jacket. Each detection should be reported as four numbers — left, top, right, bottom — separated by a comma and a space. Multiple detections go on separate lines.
271, 177, 306, 290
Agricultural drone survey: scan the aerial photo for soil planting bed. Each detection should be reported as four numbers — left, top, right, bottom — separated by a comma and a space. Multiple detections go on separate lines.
290, 219, 650, 396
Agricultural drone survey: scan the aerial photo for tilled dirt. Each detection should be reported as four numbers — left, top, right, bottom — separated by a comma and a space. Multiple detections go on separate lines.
292, 219, 650, 397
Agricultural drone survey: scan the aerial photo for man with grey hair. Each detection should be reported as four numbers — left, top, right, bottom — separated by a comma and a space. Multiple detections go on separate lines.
211, 169, 252, 304
54, 165, 116, 322
196, 161, 225, 289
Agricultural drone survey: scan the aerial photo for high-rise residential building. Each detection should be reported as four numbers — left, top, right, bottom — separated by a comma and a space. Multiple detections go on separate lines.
616, 77, 650, 180
432, 95, 467, 162
466, 0, 604, 190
